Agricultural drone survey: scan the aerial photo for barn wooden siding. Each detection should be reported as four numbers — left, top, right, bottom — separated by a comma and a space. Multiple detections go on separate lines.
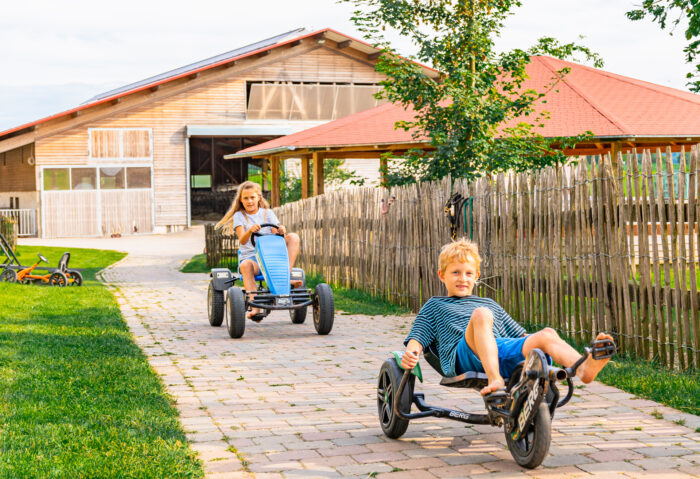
34, 46, 385, 229
0, 144, 35, 192
276, 148, 700, 371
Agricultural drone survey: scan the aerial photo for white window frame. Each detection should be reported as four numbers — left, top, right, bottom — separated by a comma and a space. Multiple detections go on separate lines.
88, 127, 153, 163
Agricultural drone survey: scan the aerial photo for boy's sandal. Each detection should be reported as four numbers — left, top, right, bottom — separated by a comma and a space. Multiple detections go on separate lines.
249, 313, 265, 323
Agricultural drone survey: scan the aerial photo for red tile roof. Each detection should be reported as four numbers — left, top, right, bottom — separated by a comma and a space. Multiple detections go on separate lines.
234, 55, 700, 157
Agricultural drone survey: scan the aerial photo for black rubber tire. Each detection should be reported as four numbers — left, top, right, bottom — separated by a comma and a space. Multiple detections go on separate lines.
377, 358, 413, 439
289, 306, 307, 324
505, 402, 551, 469
208, 281, 225, 327
0, 268, 17, 283
226, 286, 246, 338
68, 270, 83, 287
49, 271, 68, 287
313, 283, 334, 335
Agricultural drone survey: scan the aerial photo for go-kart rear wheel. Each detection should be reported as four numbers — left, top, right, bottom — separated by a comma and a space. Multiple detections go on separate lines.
208, 281, 225, 327
505, 402, 551, 469
0, 268, 17, 283
49, 271, 68, 287
377, 359, 413, 439
68, 270, 83, 287
290, 306, 307, 324
313, 283, 334, 335
226, 286, 246, 338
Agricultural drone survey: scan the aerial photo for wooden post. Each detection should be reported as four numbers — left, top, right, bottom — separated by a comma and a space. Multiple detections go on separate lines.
610, 142, 622, 169
261, 157, 269, 193
270, 156, 281, 207
312, 151, 324, 196
301, 155, 311, 199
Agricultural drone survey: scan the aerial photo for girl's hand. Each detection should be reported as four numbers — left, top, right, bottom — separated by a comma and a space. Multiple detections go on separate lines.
250, 224, 262, 233
277, 225, 286, 235
401, 349, 419, 371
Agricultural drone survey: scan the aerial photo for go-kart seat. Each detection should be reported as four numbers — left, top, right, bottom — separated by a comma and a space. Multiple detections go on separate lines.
423, 343, 491, 389
57, 252, 70, 272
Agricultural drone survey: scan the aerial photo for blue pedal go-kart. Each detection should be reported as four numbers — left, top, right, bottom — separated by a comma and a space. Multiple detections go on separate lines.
377, 338, 615, 469
207, 223, 334, 338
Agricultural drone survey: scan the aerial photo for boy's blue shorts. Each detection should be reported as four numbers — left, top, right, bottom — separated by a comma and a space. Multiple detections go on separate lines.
455, 335, 530, 379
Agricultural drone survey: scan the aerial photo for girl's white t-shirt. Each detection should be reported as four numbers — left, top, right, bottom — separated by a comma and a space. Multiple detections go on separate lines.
232, 208, 280, 259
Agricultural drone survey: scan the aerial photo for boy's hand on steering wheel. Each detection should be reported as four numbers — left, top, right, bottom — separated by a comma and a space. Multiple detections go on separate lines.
401, 349, 419, 370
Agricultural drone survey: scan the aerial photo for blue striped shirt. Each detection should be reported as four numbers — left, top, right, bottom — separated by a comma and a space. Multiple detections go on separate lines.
404, 295, 527, 377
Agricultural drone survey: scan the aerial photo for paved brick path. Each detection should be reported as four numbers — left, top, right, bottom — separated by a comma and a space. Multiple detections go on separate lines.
31, 229, 700, 478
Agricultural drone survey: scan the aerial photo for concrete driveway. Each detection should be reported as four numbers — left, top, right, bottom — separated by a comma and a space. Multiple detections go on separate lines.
21, 228, 700, 478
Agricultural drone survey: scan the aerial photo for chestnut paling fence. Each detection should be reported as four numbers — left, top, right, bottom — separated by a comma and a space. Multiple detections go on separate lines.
272, 147, 700, 371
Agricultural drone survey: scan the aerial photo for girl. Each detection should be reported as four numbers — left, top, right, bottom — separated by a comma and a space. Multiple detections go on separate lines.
215, 181, 301, 319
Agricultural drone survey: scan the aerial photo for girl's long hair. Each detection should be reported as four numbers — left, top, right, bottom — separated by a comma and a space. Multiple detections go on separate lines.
215, 181, 269, 234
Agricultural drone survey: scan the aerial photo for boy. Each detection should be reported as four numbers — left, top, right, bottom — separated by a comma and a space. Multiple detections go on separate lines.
402, 238, 614, 396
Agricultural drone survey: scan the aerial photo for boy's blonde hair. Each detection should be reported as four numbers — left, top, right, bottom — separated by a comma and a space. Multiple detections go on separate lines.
215, 181, 270, 233
439, 238, 482, 274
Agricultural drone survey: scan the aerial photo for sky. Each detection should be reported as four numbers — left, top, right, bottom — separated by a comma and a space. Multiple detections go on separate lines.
0, 0, 692, 132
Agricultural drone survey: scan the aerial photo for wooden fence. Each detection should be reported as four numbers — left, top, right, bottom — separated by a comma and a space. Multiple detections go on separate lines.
275, 147, 700, 370
204, 224, 238, 269
1, 216, 17, 251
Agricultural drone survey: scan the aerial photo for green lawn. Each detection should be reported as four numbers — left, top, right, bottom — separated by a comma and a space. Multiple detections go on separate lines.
306, 273, 411, 316
180, 253, 237, 274
0, 246, 203, 478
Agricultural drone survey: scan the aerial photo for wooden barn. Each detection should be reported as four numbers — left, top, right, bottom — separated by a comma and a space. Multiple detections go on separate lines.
0, 28, 437, 237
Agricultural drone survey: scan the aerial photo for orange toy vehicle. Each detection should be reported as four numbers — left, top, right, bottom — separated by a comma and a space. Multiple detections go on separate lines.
0, 251, 83, 287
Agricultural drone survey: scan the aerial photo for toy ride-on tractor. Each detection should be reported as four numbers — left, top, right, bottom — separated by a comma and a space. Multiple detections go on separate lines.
377, 337, 616, 469
207, 223, 334, 338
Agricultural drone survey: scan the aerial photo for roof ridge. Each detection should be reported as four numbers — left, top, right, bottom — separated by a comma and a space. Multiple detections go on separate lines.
536, 56, 630, 135
540, 55, 700, 107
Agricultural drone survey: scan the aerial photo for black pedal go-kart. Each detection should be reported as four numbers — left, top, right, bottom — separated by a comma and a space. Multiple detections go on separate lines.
377, 338, 616, 469
207, 223, 334, 338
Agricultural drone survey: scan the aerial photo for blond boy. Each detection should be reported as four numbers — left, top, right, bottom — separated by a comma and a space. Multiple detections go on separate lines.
402, 238, 614, 396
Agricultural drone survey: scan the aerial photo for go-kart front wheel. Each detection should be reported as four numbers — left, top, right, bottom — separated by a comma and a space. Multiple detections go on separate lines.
313, 283, 334, 335
226, 286, 246, 338
505, 402, 551, 469
0, 268, 17, 283
290, 306, 307, 324
208, 281, 225, 327
377, 358, 413, 439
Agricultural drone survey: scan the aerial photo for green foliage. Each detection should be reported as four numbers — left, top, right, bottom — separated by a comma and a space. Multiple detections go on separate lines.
0, 249, 203, 477
180, 253, 238, 274
305, 272, 411, 316
280, 159, 365, 205
627, 0, 700, 92
343, 0, 598, 186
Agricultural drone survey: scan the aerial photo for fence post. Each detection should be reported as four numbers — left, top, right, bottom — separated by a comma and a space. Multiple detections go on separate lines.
1, 216, 17, 251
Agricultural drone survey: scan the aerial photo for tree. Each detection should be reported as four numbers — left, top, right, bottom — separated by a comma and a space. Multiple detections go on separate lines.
627, 0, 700, 92
342, 0, 602, 186
280, 158, 365, 204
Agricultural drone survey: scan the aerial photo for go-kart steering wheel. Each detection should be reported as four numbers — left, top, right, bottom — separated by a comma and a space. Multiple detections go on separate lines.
250, 223, 284, 247
38, 253, 48, 263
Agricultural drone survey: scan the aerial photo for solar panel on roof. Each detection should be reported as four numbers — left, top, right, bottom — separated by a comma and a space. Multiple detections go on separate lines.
82, 28, 307, 104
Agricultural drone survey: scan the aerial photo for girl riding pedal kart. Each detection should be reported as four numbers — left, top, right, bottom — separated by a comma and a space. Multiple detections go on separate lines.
209, 181, 334, 338
378, 238, 615, 468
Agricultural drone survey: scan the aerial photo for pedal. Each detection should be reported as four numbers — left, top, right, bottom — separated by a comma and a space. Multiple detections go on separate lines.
250, 314, 265, 323
483, 390, 508, 408
591, 338, 616, 360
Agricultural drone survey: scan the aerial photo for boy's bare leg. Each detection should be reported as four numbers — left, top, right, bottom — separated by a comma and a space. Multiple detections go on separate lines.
523, 329, 614, 383
285, 233, 303, 288
465, 307, 505, 396
240, 260, 260, 318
